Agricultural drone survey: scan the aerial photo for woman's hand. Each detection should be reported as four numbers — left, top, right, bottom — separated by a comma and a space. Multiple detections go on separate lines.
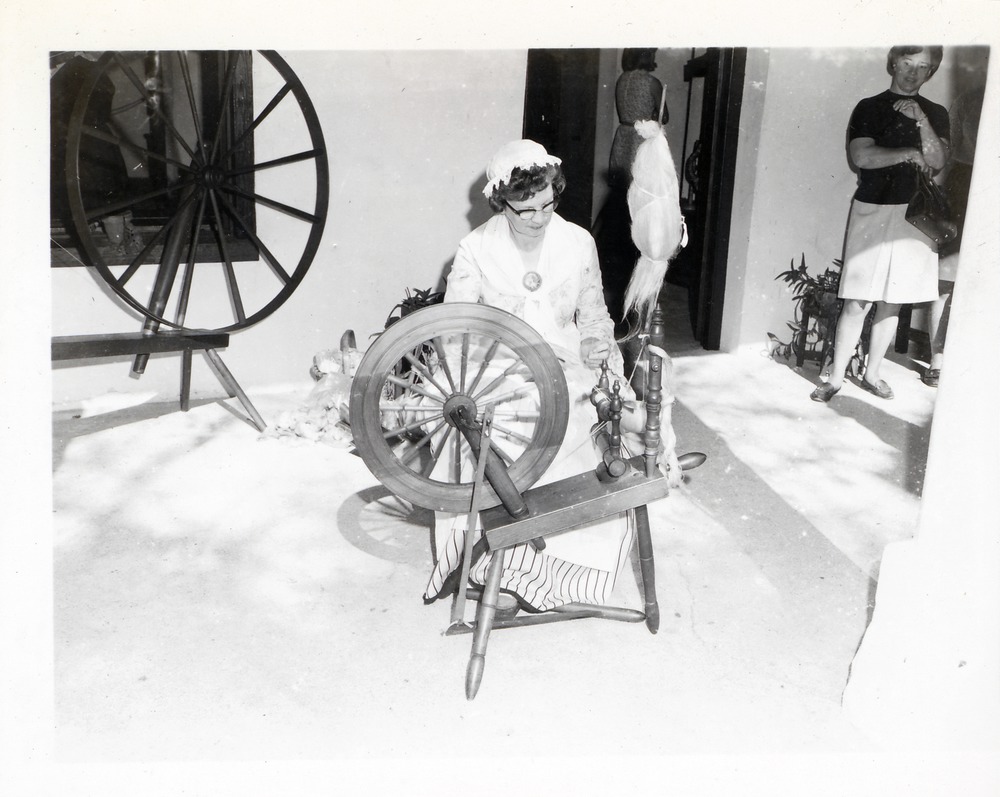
892, 97, 927, 123
581, 336, 611, 368
902, 148, 931, 173
892, 97, 947, 170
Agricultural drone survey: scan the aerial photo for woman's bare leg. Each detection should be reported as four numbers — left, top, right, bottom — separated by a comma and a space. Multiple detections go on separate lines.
928, 280, 954, 371
827, 299, 871, 389
863, 301, 901, 385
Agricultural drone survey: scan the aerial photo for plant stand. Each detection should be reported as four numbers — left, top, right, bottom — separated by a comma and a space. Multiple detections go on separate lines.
794, 288, 841, 369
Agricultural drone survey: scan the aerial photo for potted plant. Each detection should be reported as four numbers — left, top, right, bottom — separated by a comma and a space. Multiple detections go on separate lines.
769, 254, 868, 377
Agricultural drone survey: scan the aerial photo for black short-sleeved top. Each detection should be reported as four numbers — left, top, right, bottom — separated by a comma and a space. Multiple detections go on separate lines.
849, 90, 950, 205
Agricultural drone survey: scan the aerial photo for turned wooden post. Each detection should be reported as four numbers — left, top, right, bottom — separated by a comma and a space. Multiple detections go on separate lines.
643, 304, 665, 477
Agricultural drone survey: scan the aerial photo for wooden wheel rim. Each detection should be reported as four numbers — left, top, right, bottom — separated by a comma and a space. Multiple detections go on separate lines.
349, 303, 569, 513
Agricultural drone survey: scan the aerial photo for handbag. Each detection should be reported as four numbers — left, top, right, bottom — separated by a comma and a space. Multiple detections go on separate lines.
905, 167, 958, 249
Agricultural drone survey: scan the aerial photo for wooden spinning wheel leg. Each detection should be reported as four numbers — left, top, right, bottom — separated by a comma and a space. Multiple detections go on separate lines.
634, 504, 659, 633
181, 349, 193, 412
466, 548, 504, 700
203, 348, 267, 432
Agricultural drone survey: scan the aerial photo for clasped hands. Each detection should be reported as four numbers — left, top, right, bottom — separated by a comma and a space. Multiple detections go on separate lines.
893, 98, 933, 172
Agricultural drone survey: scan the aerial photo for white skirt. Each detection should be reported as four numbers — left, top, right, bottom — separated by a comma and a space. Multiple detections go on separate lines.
838, 200, 939, 304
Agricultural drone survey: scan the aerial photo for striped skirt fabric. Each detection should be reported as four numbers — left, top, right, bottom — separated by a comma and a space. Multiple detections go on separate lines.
421, 357, 636, 612
424, 514, 635, 612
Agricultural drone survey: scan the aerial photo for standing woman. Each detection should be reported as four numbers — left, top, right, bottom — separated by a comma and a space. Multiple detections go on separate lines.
811, 46, 950, 402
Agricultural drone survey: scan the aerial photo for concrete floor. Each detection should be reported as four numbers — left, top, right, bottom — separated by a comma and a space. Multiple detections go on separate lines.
49, 286, 955, 793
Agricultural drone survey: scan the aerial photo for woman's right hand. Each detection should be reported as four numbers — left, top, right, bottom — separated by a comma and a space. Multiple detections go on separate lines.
902, 148, 931, 173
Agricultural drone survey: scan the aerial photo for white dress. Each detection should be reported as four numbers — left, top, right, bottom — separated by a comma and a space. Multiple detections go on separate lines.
423, 213, 636, 611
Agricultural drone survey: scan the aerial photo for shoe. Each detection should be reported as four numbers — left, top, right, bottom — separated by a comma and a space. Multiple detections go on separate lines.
810, 382, 840, 402
922, 368, 940, 387
859, 378, 894, 400
495, 592, 520, 620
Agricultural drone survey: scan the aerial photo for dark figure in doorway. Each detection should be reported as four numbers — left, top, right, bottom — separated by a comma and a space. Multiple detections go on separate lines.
594, 48, 666, 343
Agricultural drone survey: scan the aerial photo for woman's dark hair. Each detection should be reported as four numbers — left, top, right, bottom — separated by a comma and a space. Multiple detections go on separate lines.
621, 48, 657, 72
487, 163, 566, 213
886, 45, 944, 78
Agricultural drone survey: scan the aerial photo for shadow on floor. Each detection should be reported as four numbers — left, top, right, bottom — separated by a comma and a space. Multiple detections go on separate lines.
336, 485, 436, 567
770, 359, 933, 498
52, 398, 259, 472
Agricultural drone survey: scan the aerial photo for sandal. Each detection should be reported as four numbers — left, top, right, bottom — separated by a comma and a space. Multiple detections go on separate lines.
810, 382, 840, 403
860, 378, 894, 400
922, 368, 940, 387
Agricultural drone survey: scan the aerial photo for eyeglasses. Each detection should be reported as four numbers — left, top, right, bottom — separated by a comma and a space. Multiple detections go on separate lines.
504, 198, 558, 220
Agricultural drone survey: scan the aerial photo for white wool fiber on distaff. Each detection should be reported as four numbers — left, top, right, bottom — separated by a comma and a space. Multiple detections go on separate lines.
624, 121, 685, 333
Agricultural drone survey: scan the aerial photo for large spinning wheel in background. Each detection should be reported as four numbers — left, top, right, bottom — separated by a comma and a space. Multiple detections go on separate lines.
61, 49, 329, 334
52, 50, 330, 429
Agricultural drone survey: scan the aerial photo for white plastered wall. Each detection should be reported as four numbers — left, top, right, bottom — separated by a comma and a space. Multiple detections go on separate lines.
50, 50, 527, 407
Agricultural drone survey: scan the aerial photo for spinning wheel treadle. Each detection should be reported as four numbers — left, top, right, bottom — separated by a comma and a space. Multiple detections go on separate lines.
349, 303, 570, 514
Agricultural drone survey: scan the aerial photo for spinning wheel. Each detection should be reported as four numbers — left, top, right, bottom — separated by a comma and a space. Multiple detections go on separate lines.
52, 51, 330, 430
62, 50, 329, 333
349, 303, 569, 513
350, 302, 706, 699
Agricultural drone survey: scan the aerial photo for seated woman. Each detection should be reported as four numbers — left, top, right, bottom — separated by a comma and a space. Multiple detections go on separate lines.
423, 139, 671, 613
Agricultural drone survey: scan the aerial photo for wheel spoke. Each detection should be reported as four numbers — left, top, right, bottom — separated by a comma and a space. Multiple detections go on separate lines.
219, 184, 320, 224
112, 52, 198, 163
460, 333, 470, 392
381, 411, 445, 439
402, 351, 451, 399
422, 426, 453, 478
490, 409, 540, 420
209, 51, 242, 161
174, 189, 211, 326
213, 189, 292, 283
453, 420, 463, 483
207, 188, 246, 324
378, 402, 441, 412
177, 51, 209, 165
221, 82, 293, 163
428, 336, 458, 393
81, 124, 196, 175
83, 177, 198, 223
398, 419, 447, 467
113, 190, 201, 287
471, 358, 528, 403
478, 383, 537, 408
490, 423, 533, 446
225, 150, 320, 178
465, 337, 500, 396
386, 374, 445, 403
